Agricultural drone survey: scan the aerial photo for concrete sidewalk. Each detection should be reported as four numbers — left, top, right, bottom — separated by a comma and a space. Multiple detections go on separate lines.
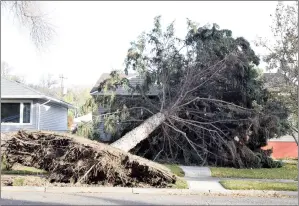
1, 186, 297, 198
2, 190, 298, 205
179, 166, 225, 191
178, 165, 298, 195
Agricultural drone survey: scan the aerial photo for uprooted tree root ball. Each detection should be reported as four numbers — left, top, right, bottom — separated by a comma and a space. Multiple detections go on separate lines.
1, 130, 176, 187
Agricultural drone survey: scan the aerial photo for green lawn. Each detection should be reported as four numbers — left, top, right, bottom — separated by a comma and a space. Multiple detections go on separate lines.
169, 177, 189, 189
1, 164, 48, 175
164, 164, 185, 177
12, 177, 26, 186
210, 163, 298, 180
164, 164, 188, 189
220, 180, 298, 191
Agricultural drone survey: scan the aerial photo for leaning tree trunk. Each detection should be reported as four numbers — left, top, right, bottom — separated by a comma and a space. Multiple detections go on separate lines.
111, 112, 166, 152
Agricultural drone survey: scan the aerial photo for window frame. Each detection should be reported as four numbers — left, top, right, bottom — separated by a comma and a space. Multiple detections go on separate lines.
1, 100, 33, 125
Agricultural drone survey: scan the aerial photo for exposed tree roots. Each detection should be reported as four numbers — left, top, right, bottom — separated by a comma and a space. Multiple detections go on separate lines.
1, 130, 176, 187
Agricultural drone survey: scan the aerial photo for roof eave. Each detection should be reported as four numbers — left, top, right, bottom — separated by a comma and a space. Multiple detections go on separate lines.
90, 92, 158, 96
1, 95, 75, 109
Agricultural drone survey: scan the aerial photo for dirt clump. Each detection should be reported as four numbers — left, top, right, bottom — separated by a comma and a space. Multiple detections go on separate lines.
1, 130, 176, 188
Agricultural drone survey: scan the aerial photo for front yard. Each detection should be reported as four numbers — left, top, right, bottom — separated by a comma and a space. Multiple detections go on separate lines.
210, 162, 298, 180
220, 180, 298, 191
1, 163, 188, 189
2, 164, 48, 175
164, 164, 185, 177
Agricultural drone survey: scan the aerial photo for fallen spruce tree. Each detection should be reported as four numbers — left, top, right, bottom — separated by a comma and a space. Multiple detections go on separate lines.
84, 17, 291, 168
1, 130, 176, 187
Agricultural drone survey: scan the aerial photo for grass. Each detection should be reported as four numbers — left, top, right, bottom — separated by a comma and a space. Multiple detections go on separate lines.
220, 180, 298, 191
164, 164, 188, 189
275, 157, 298, 161
210, 163, 298, 180
169, 177, 189, 189
12, 177, 25, 186
1, 164, 48, 175
164, 164, 185, 177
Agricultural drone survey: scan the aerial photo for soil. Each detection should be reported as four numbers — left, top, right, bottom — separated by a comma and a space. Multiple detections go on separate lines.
1, 130, 176, 188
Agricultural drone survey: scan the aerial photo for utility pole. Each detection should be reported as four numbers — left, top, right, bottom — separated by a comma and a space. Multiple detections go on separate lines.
59, 74, 67, 97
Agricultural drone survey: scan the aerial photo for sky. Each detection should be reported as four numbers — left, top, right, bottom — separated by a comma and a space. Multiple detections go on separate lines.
1, 1, 280, 88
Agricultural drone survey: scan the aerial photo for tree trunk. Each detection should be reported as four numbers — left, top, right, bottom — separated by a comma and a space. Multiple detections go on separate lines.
111, 112, 166, 152
291, 131, 299, 146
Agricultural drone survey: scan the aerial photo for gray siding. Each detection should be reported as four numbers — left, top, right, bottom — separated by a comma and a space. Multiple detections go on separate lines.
1, 99, 39, 132
1, 99, 68, 132
93, 105, 111, 142
39, 101, 68, 132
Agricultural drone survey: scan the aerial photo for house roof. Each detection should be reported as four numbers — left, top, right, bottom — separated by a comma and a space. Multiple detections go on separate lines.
91, 72, 284, 96
268, 135, 298, 142
90, 73, 130, 94
90, 73, 158, 96
1, 77, 74, 109
263, 72, 286, 89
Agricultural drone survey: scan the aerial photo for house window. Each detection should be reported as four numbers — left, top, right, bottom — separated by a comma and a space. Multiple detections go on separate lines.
23, 103, 31, 123
1, 102, 32, 124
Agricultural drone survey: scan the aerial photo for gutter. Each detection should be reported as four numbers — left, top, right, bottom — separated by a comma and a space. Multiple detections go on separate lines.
43, 95, 74, 109
90, 91, 98, 95
1, 95, 74, 109
37, 100, 51, 131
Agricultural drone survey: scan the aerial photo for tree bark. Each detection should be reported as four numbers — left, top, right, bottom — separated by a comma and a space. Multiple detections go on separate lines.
291, 131, 299, 146
111, 112, 166, 152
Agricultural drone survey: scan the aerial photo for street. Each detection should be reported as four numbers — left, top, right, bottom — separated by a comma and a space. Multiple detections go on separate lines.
1, 191, 298, 205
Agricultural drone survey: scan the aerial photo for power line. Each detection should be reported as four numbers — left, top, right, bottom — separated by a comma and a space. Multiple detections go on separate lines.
59, 74, 67, 96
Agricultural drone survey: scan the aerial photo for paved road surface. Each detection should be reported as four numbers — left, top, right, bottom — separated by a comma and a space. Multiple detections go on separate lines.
1, 191, 298, 205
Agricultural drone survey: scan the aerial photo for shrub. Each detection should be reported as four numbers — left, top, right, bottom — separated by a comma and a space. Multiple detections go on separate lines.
1, 155, 12, 171
13, 178, 25, 186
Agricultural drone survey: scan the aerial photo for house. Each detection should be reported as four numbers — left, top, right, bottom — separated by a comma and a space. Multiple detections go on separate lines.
1, 77, 73, 132
71, 112, 93, 131
262, 72, 286, 90
90, 73, 158, 142
262, 135, 298, 159
262, 72, 298, 159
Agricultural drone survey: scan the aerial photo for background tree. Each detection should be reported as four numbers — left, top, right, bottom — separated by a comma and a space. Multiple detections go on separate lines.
27, 73, 60, 98
1, 61, 12, 77
1, 61, 26, 83
256, 2, 298, 140
1, 1, 55, 48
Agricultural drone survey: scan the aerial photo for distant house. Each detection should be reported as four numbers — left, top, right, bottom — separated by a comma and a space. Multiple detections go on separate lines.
90, 73, 158, 142
1, 77, 73, 132
262, 72, 298, 159
262, 72, 286, 90
262, 135, 298, 159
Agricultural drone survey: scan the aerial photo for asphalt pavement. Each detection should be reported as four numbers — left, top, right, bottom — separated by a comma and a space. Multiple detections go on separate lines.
1, 191, 298, 205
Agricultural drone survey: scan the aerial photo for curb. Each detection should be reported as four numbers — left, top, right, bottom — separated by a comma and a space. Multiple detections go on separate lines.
45, 186, 133, 194
1, 186, 297, 197
1, 186, 46, 192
